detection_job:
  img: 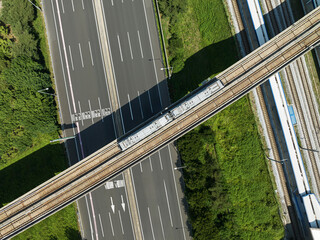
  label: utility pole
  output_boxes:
[27,0,42,12]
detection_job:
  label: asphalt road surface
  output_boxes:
[43,0,190,239]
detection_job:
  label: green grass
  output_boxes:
[159,0,284,238]
[13,203,80,240]
[0,1,80,238]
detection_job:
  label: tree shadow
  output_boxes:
[0,143,68,206]
[64,227,81,240]
[168,36,239,102]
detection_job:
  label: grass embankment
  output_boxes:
[0,0,80,239]
[158,0,284,238]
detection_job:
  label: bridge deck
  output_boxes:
[1,6,320,239]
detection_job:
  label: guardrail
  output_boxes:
[1,6,320,239]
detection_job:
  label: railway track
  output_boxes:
[265,0,320,197]
[230,0,300,236]
[1,8,320,239]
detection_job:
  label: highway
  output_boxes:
[43,0,188,240]
[1,7,320,239]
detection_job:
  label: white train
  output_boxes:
[119,80,224,150]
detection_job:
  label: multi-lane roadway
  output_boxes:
[43,0,189,239]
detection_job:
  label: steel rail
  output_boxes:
[1,7,320,239]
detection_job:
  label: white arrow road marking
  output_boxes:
[110,197,115,213]
[121,195,126,212]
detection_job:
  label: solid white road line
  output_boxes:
[68,45,74,71]
[140,162,143,173]
[163,180,173,227]
[71,0,75,12]
[127,32,133,59]
[78,101,84,126]
[88,99,94,124]
[88,41,94,66]
[168,145,187,239]
[118,210,125,234]
[158,151,163,170]
[137,30,144,58]
[100,0,126,135]
[60,0,65,13]
[109,212,115,236]
[147,207,156,240]
[142,0,163,108]
[85,195,93,239]
[148,90,153,113]
[149,156,153,172]
[158,206,165,240]
[85,196,94,240]
[98,214,105,237]
[92,0,118,138]
[51,0,80,162]
[128,94,134,120]
[89,193,99,240]
[122,172,137,240]
[117,34,124,62]
[81,0,85,9]
[98,97,104,122]
[130,168,145,240]
[78,43,85,68]
[137,91,144,119]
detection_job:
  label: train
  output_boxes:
[118,80,224,150]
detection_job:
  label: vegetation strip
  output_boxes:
[0,0,80,239]
[158,0,284,238]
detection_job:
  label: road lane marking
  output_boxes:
[81,0,85,9]
[129,169,145,240]
[128,94,134,120]
[140,162,143,172]
[78,43,84,68]
[111,0,114,6]
[98,97,104,122]
[89,193,99,240]
[92,0,118,138]
[158,206,165,240]
[159,151,163,170]
[78,101,84,126]
[51,0,81,162]
[149,156,153,172]
[148,90,154,113]
[127,32,133,59]
[60,0,65,13]
[137,91,144,119]
[88,99,94,124]
[71,0,75,12]
[118,210,125,234]
[163,180,173,227]
[68,45,74,71]
[147,207,156,240]
[137,30,144,58]
[98,214,105,237]
[168,145,187,239]
[108,212,115,236]
[85,196,94,240]
[117,34,124,62]
[122,172,138,240]
[142,0,163,108]
[88,41,94,66]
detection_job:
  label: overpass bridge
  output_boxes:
[1,6,320,239]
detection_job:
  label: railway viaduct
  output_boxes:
[1,6,320,239]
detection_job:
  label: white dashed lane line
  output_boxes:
[78,43,84,68]
[127,32,133,59]
[88,41,94,66]
[117,34,124,62]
